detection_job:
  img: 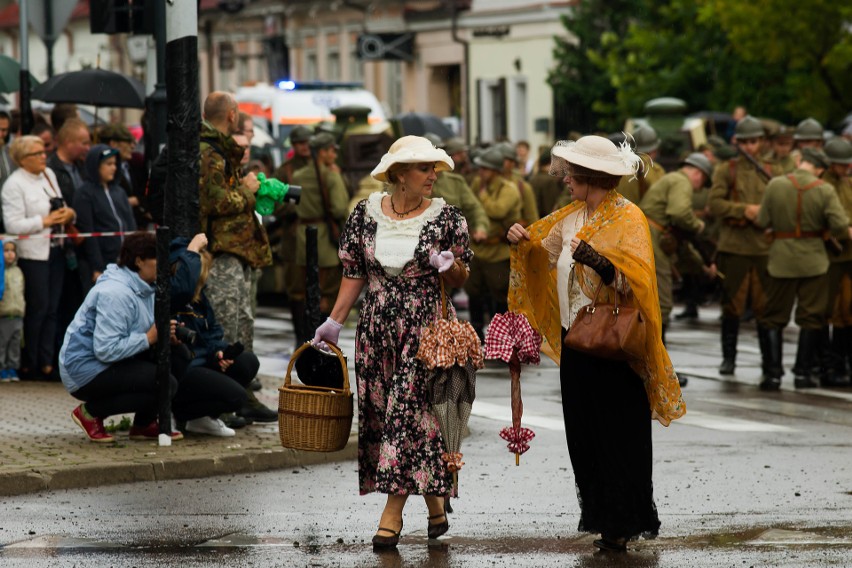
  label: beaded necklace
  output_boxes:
[390,195,424,218]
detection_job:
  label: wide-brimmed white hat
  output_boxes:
[371,135,454,182]
[551,135,643,176]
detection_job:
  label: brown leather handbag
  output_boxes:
[564,271,646,361]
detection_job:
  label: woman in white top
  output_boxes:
[2,135,75,379]
[507,136,685,553]
[312,136,472,548]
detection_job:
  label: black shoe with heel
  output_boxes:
[427,513,449,539]
[372,522,402,549]
[593,535,627,552]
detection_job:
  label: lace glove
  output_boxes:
[573,240,615,285]
[429,250,456,273]
[312,317,343,351]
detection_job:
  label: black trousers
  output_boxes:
[71,358,178,426]
[18,248,65,370]
[560,328,660,539]
[171,351,258,421]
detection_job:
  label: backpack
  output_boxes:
[145,139,232,226]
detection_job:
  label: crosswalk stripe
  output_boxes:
[674,409,795,432]
[471,401,566,431]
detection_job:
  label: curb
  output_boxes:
[0,433,357,497]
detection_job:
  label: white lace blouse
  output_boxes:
[365,192,445,276]
[542,208,593,330]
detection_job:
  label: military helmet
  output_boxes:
[681,152,714,179]
[824,137,852,165]
[289,125,312,144]
[632,124,660,153]
[422,132,443,147]
[495,142,519,163]
[309,132,339,150]
[794,117,824,141]
[734,116,765,140]
[473,147,505,171]
[443,137,467,155]
[800,147,830,170]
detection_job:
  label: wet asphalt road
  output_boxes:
[2,307,852,566]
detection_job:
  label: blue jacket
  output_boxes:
[169,239,229,367]
[59,263,154,392]
[76,144,137,273]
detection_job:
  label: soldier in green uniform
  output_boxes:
[496,142,539,225]
[767,125,797,174]
[793,118,825,150]
[708,115,784,376]
[466,147,522,339]
[529,149,564,215]
[272,126,313,345]
[291,133,350,322]
[639,153,714,327]
[822,138,852,385]
[444,137,475,186]
[432,169,489,244]
[754,148,850,390]
[617,125,666,204]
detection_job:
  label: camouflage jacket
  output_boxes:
[198,121,272,268]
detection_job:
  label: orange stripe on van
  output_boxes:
[238,102,272,121]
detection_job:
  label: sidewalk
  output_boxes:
[0,306,359,497]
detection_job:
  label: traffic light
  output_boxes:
[90,0,154,35]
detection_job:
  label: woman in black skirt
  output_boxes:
[507,135,686,552]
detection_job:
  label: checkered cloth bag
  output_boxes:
[484,312,542,365]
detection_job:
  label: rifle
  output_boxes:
[310,148,341,246]
[736,146,773,184]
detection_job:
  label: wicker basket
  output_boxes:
[278,341,353,452]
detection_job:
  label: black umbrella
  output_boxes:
[32,68,145,108]
[394,112,455,139]
[0,55,40,94]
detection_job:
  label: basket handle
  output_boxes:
[284,340,351,395]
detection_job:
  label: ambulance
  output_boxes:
[236,81,389,145]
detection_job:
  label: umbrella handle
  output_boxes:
[515,453,520,467]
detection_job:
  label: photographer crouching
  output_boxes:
[168,234,267,437]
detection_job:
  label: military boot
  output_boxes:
[719,318,739,375]
[793,329,820,389]
[758,326,783,391]
[823,327,851,387]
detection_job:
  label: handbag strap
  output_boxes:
[586,268,620,311]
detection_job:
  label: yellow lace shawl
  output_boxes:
[508,190,685,426]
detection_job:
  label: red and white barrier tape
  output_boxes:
[0,229,155,240]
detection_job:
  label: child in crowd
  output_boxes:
[0,240,24,381]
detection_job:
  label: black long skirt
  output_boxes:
[560,330,661,540]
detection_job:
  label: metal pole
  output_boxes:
[18,0,34,134]
[44,0,54,78]
[155,225,172,445]
[148,0,168,162]
[165,0,200,238]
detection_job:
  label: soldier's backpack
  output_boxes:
[145,139,232,226]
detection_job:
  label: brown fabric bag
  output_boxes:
[564,270,646,361]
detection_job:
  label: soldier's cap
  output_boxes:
[422,132,443,147]
[770,125,794,140]
[443,137,468,155]
[289,125,312,144]
[794,117,824,141]
[309,132,339,150]
[631,124,660,153]
[473,148,505,171]
[800,147,830,170]
[371,135,454,183]
[824,137,852,165]
[706,134,727,149]
[734,115,765,140]
[495,142,519,163]
[98,123,135,143]
[681,152,713,180]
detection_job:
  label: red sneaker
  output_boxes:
[129,420,184,441]
[71,405,115,443]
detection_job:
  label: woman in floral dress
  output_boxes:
[313,136,472,549]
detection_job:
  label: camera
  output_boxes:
[284,184,301,205]
[49,197,65,211]
[175,326,197,345]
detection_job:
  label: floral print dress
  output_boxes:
[339,193,473,496]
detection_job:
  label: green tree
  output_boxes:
[549,0,636,134]
[705,0,852,125]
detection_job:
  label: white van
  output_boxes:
[236,81,388,143]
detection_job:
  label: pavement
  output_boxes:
[0,305,359,497]
[2,297,847,498]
